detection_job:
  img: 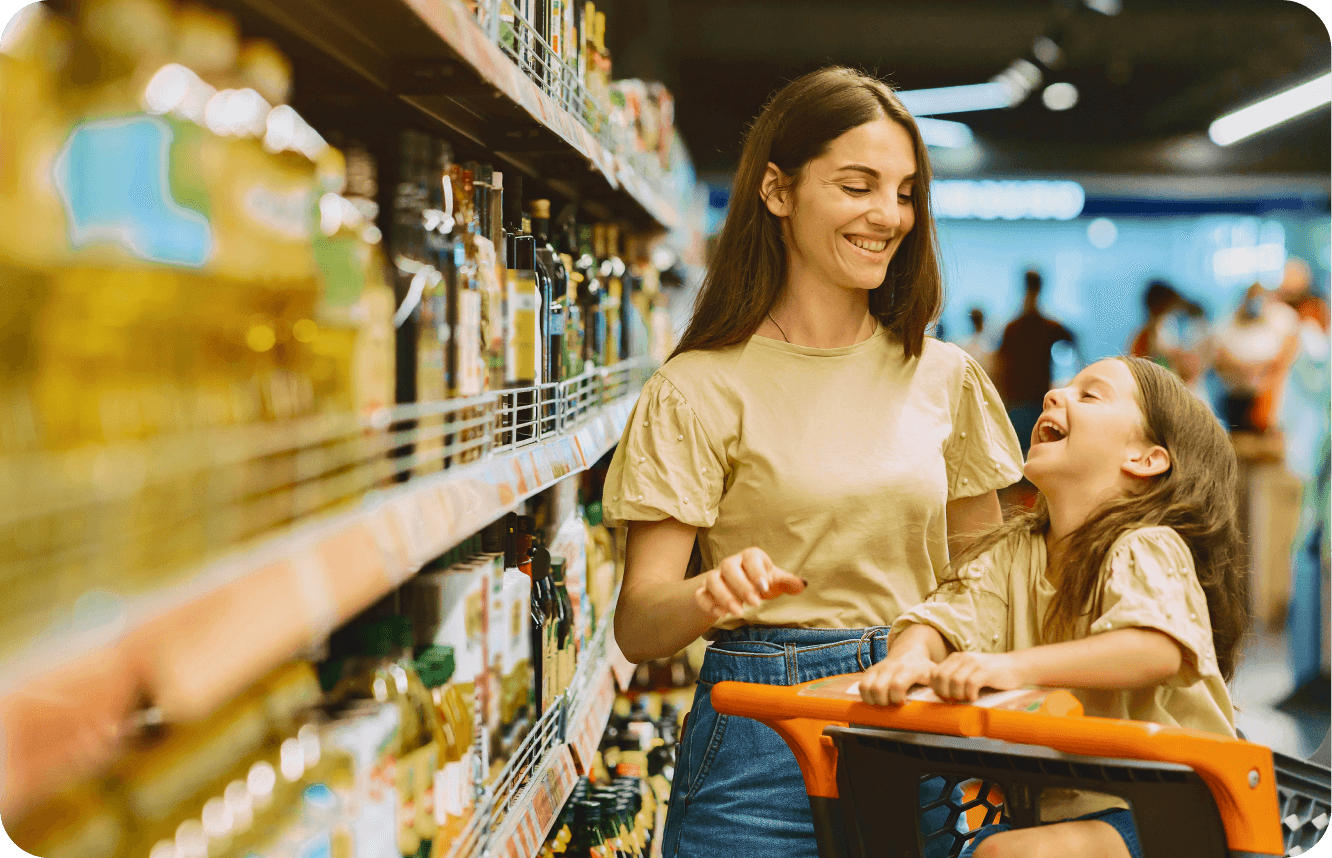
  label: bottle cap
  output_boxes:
[415,646,456,688]
[531,544,552,580]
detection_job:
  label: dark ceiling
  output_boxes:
[601,0,1331,179]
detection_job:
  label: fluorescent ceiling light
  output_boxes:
[916,117,973,149]
[1042,82,1079,111]
[897,82,1015,116]
[1209,72,1332,146]
[931,180,1085,220]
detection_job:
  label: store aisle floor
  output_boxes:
[1233,629,1329,760]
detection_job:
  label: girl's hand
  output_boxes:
[692,547,806,621]
[860,650,937,706]
[931,651,1029,702]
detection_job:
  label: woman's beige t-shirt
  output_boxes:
[602,331,1024,630]
[893,525,1236,821]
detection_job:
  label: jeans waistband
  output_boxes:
[702,625,892,686]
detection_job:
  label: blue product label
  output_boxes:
[53,115,213,267]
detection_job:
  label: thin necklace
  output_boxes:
[766,311,791,343]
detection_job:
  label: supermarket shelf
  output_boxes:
[0,363,648,820]
[217,0,680,230]
[445,604,634,858]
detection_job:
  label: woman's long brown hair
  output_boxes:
[946,357,1250,680]
[670,67,943,360]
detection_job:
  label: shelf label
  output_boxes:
[510,456,531,495]
[568,666,616,774]
[366,507,413,583]
[491,745,578,858]
[531,447,554,484]
[483,462,518,506]
[388,495,432,566]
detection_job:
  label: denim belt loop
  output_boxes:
[855,625,891,672]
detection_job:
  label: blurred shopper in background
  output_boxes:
[961,306,996,375]
[1276,258,1331,696]
[1130,279,1214,407]
[995,269,1076,456]
[1217,279,1305,635]
[1215,282,1299,434]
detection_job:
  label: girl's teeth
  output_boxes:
[849,237,887,252]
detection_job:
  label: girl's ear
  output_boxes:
[761,162,792,218]
[1122,444,1171,479]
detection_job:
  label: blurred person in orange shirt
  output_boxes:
[1214,282,1299,433]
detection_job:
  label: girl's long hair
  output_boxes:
[947,357,1249,679]
[670,67,943,361]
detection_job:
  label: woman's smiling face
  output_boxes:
[762,117,918,293]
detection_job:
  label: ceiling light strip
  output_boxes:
[1209,72,1332,146]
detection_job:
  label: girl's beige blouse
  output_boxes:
[894,525,1236,821]
[603,332,1024,630]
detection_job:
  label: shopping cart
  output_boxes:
[709,674,1331,858]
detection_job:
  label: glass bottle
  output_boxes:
[575,225,604,369]
[593,225,620,366]
[529,200,567,384]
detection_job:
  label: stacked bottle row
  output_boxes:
[490,0,613,129]
[11,470,627,858]
[0,0,676,666]
[389,128,667,404]
[0,0,399,660]
[0,0,395,456]
[539,695,683,858]
[483,2,687,191]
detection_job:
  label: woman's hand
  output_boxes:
[931,651,1030,702]
[859,649,937,706]
[692,547,806,621]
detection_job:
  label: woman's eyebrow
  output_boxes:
[834,164,880,178]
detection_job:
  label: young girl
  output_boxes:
[860,356,1249,858]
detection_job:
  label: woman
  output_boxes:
[603,67,1024,858]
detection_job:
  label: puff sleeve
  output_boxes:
[1089,527,1220,687]
[891,555,1011,654]
[602,373,727,529]
[943,354,1025,500]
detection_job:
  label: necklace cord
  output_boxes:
[766,311,791,343]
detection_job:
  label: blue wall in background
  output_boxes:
[934,212,1332,376]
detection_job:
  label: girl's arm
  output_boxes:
[931,628,1183,702]
[860,623,953,706]
[946,490,1003,559]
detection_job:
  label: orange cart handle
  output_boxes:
[711,676,1283,856]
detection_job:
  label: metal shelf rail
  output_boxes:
[0,359,652,821]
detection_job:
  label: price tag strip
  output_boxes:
[490,744,580,858]
[568,665,617,774]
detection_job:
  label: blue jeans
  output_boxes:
[660,626,959,858]
[959,808,1143,858]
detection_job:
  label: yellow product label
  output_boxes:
[464,588,485,640]
[353,280,396,416]
[506,268,539,383]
